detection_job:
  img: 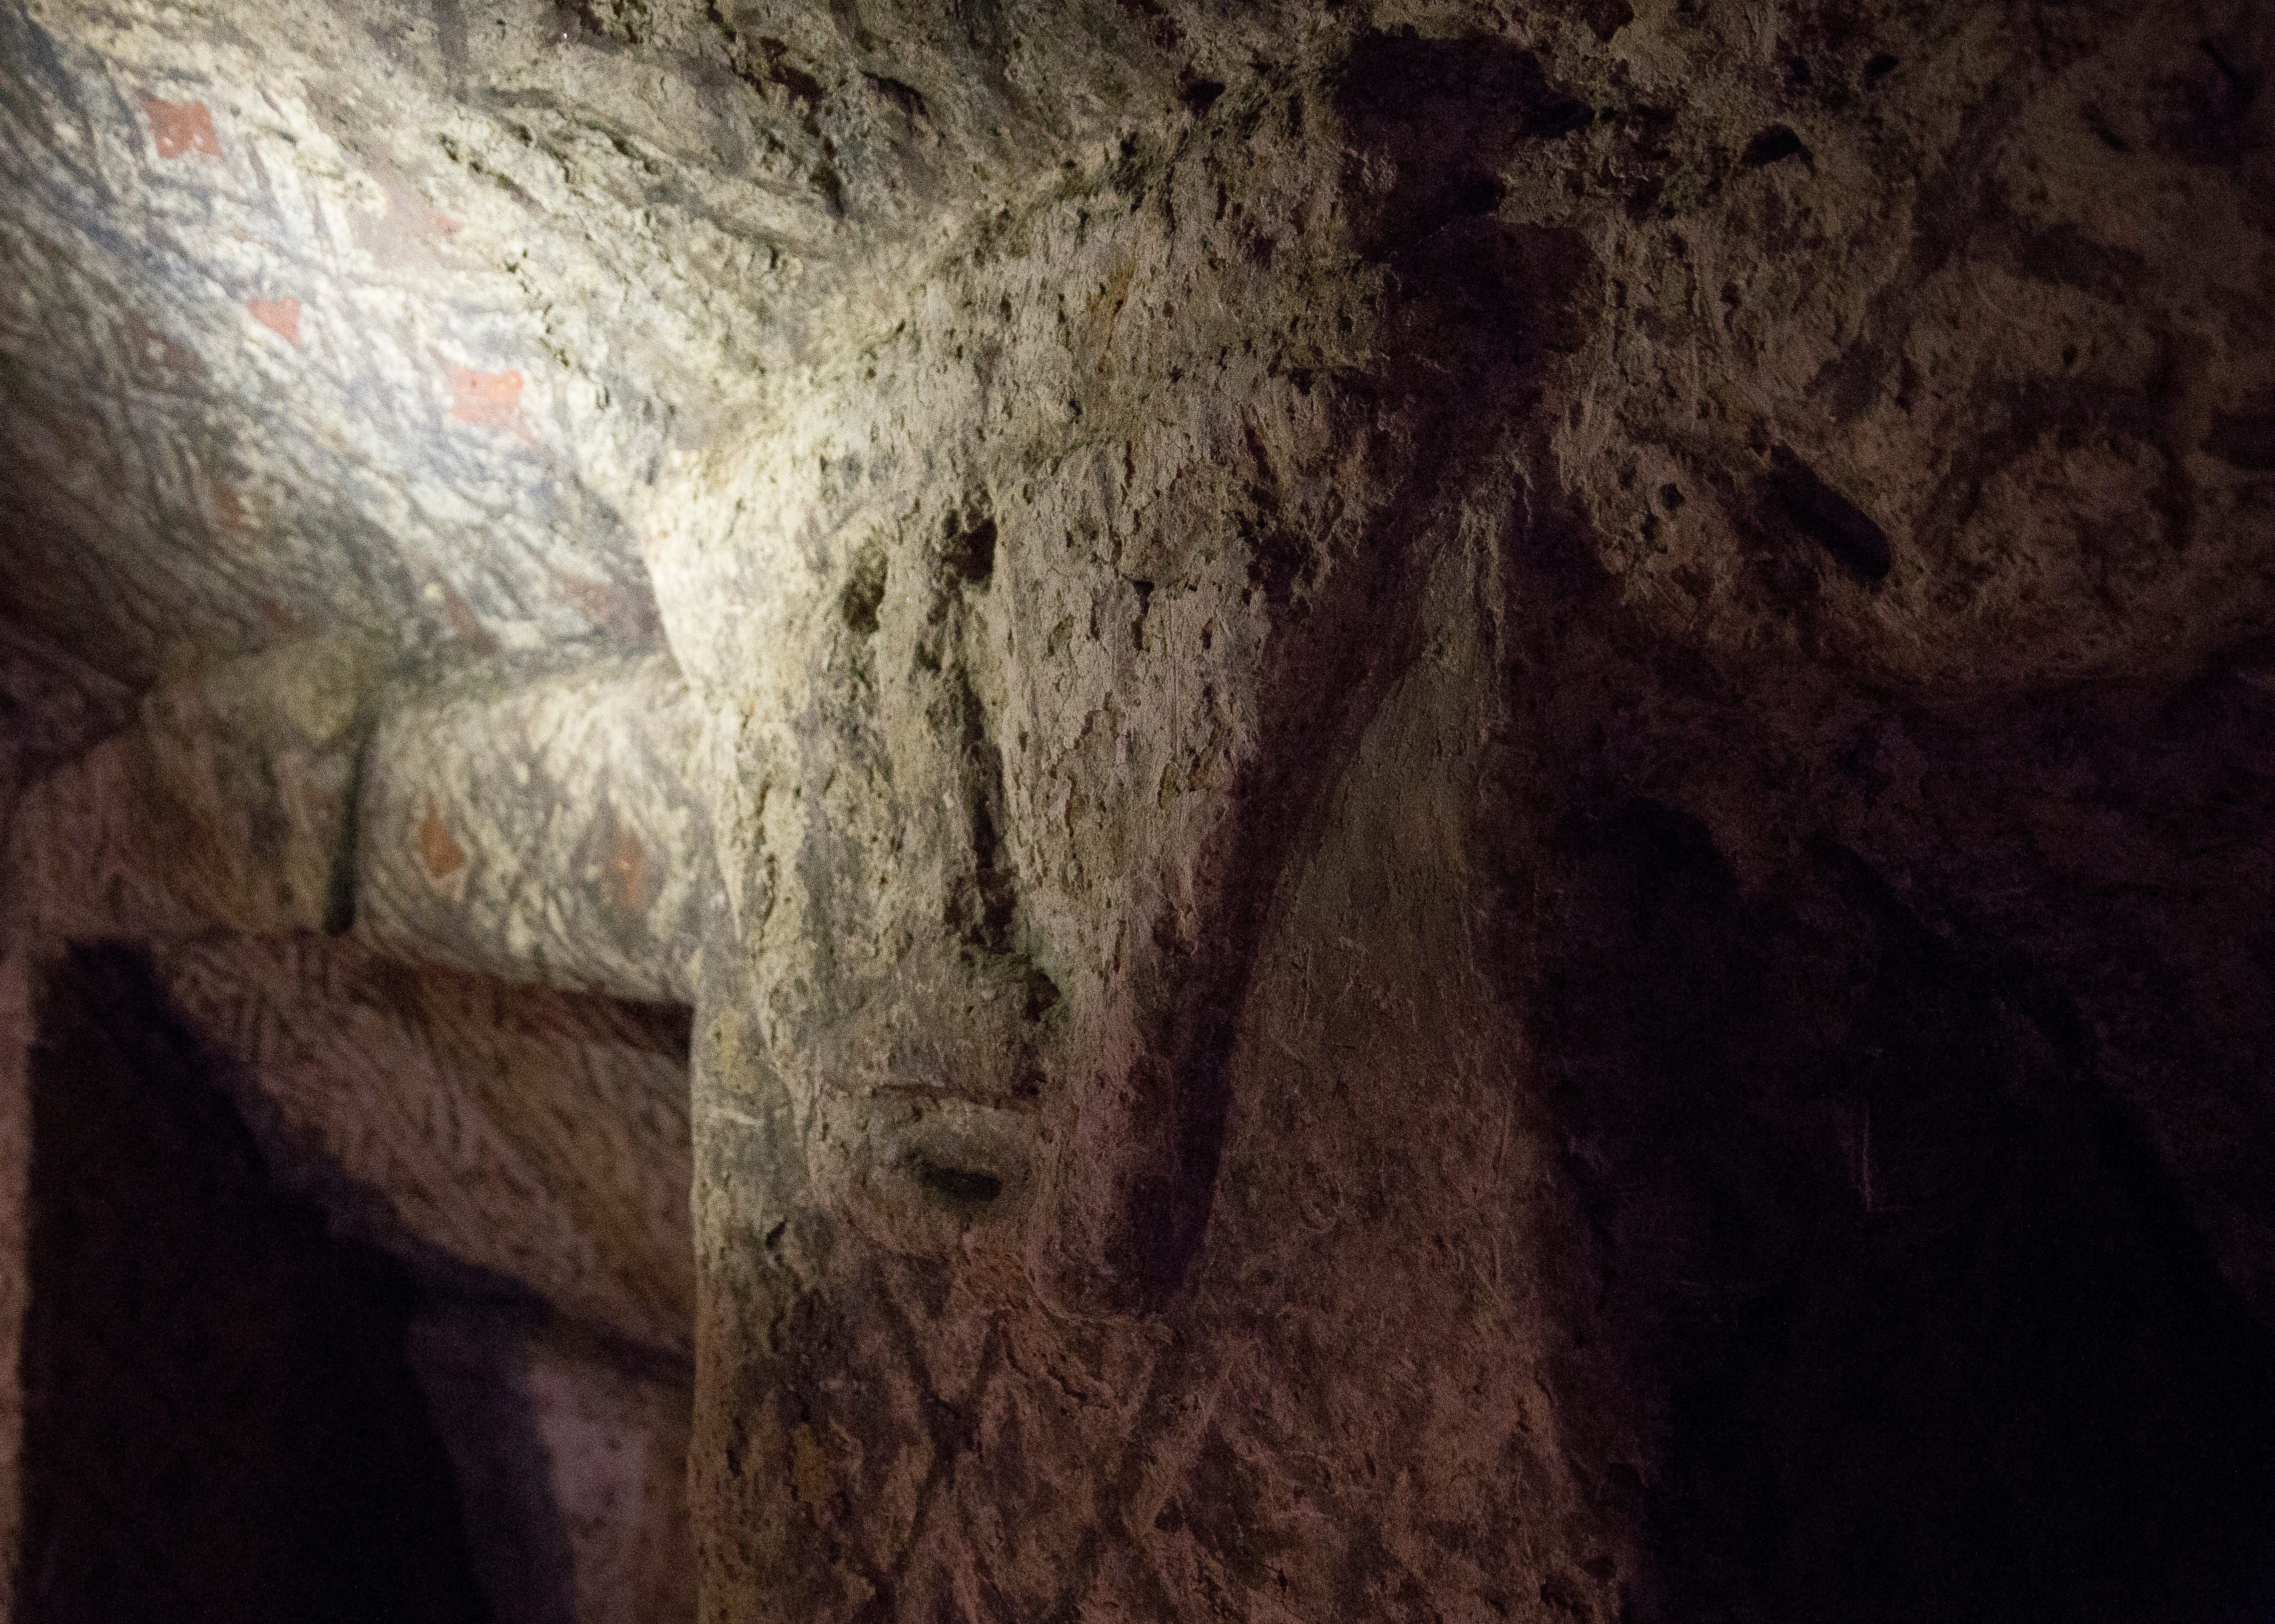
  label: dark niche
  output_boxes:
[18,944,493,1624]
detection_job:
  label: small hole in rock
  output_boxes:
[840,553,886,635]
[911,1158,1003,1205]
[1762,444,1891,582]
[942,511,996,585]
[1742,125,1811,168]
[1180,77,1225,114]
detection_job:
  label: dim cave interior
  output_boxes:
[1,0,2273,1619]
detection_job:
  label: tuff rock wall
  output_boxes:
[11,930,698,1624]
[3,1,2274,1622]
[658,11,2275,1620]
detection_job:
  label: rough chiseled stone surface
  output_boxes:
[151,934,696,1358]
[7,637,377,939]
[5,1,2275,1622]
[411,1302,698,1624]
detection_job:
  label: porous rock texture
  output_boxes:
[4,1,2275,1621]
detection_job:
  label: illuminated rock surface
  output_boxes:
[3,2,2273,1621]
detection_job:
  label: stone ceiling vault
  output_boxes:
[0,0,1235,685]
[5,3,2275,1622]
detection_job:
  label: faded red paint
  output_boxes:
[356,165,461,268]
[418,798,467,882]
[550,566,622,630]
[547,563,663,642]
[609,820,649,920]
[441,359,536,444]
[254,595,306,636]
[123,311,202,387]
[246,296,301,345]
[212,481,250,533]
[145,98,222,160]
[435,580,498,652]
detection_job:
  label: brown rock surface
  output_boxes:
[4,1,2273,1621]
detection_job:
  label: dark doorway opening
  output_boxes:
[19,944,493,1624]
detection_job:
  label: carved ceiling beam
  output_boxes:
[6,639,710,1007]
